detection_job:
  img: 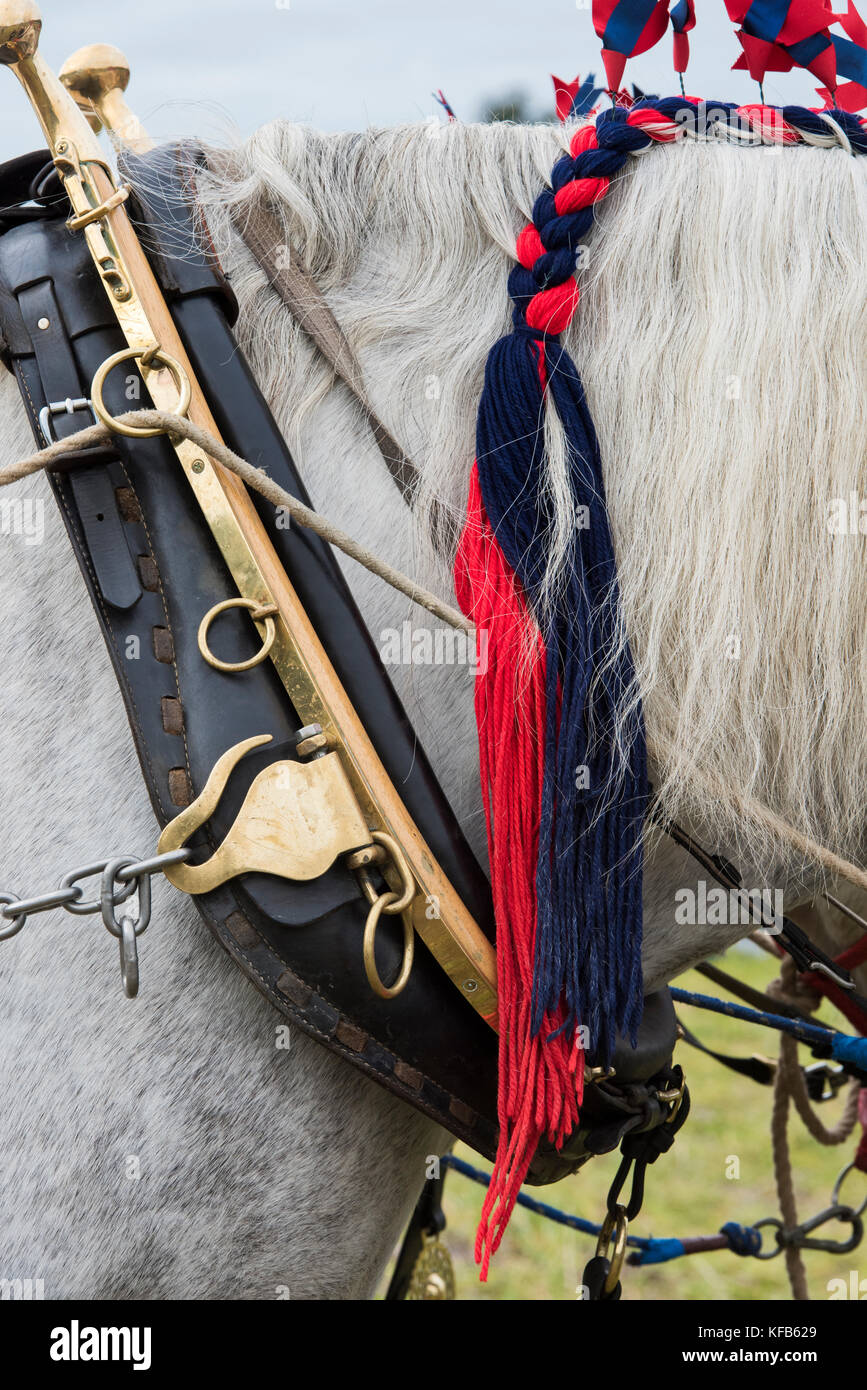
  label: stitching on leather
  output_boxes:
[55,471,171,821]
[116,458,194,801]
[219,909,485,1123]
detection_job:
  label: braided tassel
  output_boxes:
[455,469,584,1278]
[457,95,867,1278]
[456,105,685,1277]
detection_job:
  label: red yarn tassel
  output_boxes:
[455,466,584,1280]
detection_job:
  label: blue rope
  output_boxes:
[670,987,867,1070]
[440,1154,761,1265]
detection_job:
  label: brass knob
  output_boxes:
[0,1,43,64]
[60,43,130,103]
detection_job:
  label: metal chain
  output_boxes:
[0,847,190,997]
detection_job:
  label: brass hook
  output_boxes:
[157,735,373,894]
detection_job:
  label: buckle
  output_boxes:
[804,1060,848,1102]
[38,396,96,444]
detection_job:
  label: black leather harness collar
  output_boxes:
[0,144,681,1185]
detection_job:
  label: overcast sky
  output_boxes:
[0,0,824,161]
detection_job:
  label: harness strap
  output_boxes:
[678,1021,778,1086]
[16,279,141,611]
[384,1168,448,1301]
[234,202,420,506]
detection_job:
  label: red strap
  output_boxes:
[855,1088,867,1173]
[802,929,867,1035]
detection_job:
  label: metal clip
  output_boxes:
[756,1206,864,1257]
[804,1060,848,1103]
[784,1205,864,1254]
[594,1205,629,1296]
[832,1162,867,1218]
[356,832,416,999]
[66,183,130,231]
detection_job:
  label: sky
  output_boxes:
[0,0,825,162]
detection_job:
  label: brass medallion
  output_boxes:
[406,1234,456,1301]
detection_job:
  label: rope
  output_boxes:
[767,960,861,1302]
[771,1030,809,1301]
[0,409,472,635]
[670,987,867,1069]
[235,204,421,506]
[440,1153,762,1264]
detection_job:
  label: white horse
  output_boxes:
[1,115,866,1299]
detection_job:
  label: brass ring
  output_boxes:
[371,830,416,914]
[91,345,192,438]
[363,891,415,999]
[198,598,278,673]
[663,1075,686,1125]
[595,1205,629,1295]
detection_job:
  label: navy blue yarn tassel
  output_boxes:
[475,325,647,1065]
[469,105,671,1064]
[471,95,866,1069]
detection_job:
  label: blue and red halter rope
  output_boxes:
[456,97,867,1278]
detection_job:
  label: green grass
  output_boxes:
[381,948,864,1301]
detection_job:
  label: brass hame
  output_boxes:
[0,2,498,1024]
[157,735,418,998]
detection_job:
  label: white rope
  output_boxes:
[816,111,854,155]
[0,409,472,635]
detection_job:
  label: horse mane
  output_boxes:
[191,117,867,884]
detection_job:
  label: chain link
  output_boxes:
[0,848,190,995]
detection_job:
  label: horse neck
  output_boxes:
[199,121,867,899]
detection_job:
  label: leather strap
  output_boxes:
[16,280,140,611]
[679,1022,777,1085]
[385,1170,448,1301]
[235,203,420,506]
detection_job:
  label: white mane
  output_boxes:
[194,118,867,885]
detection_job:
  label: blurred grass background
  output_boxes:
[379,947,864,1300]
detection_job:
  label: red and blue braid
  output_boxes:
[455,96,867,1277]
